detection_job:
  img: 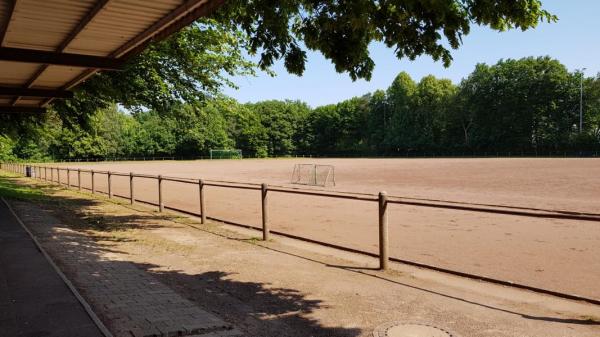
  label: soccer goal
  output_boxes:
[209,149,242,159]
[291,164,336,187]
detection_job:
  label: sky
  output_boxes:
[223,1,599,107]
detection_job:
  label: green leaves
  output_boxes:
[50,18,257,120]
[219,0,555,80]
[456,57,579,150]
[41,0,555,127]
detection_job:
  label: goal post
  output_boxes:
[209,149,242,159]
[291,164,335,187]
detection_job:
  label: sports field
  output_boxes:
[55,158,600,300]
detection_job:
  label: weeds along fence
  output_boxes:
[2,162,600,305]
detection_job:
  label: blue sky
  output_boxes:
[223,1,598,107]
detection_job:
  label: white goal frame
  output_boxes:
[209,149,242,159]
[291,164,336,187]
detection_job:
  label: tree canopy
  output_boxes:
[47,0,556,118]
[3,57,600,162]
[219,0,555,80]
[4,1,589,161]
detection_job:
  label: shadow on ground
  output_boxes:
[1,174,362,337]
[146,268,361,337]
[2,173,599,337]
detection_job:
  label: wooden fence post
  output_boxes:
[67,168,70,188]
[50,167,53,183]
[129,173,135,204]
[261,183,269,241]
[378,191,389,270]
[199,179,206,224]
[108,172,112,198]
[57,167,61,185]
[91,170,95,194]
[78,169,81,191]
[158,175,163,212]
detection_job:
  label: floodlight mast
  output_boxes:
[580,68,586,133]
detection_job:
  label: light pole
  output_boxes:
[580,68,586,133]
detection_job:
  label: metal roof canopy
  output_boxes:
[0,0,224,114]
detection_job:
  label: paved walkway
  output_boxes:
[9,200,241,337]
[0,200,105,337]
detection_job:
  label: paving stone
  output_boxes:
[12,201,243,337]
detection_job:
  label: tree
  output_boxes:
[130,112,178,156]
[1,1,558,158]
[50,18,257,127]
[0,135,16,161]
[220,0,555,80]
[245,100,310,156]
[411,76,457,150]
[169,102,234,156]
[386,72,417,151]
[457,57,579,152]
[586,76,600,143]
[365,90,388,152]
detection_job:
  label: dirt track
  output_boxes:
[52,158,600,299]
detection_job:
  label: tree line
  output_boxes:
[1,56,599,161]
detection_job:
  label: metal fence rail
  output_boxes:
[1,161,599,306]
[29,149,600,163]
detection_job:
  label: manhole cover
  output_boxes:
[374,322,455,337]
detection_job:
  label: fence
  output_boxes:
[32,149,600,163]
[1,161,600,305]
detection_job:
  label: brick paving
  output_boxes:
[10,201,242,337]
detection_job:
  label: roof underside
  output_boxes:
[0,0,223,113]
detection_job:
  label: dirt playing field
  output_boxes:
[51,158,600,300]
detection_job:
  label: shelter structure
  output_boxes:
[0,0,224,113]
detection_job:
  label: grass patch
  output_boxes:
[0,173,47,200]
[241,236,263,244]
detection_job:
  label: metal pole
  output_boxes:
[580,69,586,133]
[108,171,112,198]
[379,191,389,270]
[91,170,95,194]
[158,175,163,212]
[261,183,269,241]
[199,179,206,224]
[129,173,135,204]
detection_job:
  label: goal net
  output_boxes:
[291,164,335,187]
[210,149,242,159]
